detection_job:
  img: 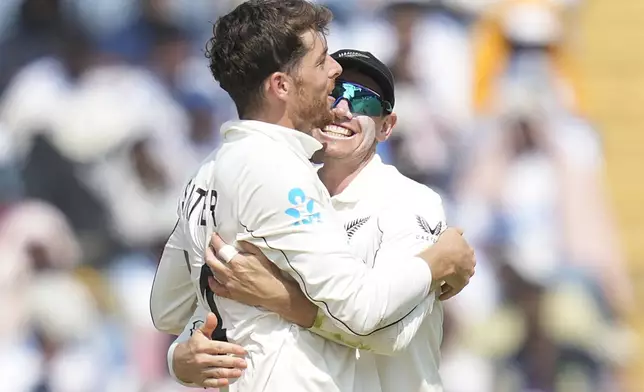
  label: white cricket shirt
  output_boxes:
[150,120,435,392]
[164,153,447,391]
[328,154,446,392]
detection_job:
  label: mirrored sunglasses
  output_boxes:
[331,80,392,117]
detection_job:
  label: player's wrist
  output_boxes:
[405,255,433,299]
[269,280,317,328]
[257,280,291,314]
[418,246,439,279]
[169,342,198,386]
[418,246,449,288]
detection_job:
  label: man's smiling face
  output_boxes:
[312,69,389,162]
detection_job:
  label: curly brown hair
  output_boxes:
[206,0,333,118]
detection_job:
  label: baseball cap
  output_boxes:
[331,49,395,111]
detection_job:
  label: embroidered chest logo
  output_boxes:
[345,216,371,239]
[285,187,322,226]
[416,216,442,242]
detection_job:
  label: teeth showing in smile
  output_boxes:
[323,125,354,138]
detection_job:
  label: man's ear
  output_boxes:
[376,112,397,142]
[266,72,292,103]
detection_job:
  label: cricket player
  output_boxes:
[167,49,461,392]
[149,1,475,391]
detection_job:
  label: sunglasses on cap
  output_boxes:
[331,80,393,117]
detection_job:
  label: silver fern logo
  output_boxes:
[416,216,442,236]
[345,216,371,239]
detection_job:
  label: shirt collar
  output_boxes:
[221,120,323,159]
[332,154,384,204]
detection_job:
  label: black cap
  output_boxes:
[331,49,395,112]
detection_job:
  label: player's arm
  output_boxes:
[308,198,449,354]
[208,247,428,355]
[150,223,198,335]
[233,152,434,335]
[167,306,247,388]
[208,198,451,355]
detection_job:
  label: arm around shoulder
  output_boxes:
[234,152,433,335]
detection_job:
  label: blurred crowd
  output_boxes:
[0,0,637,391]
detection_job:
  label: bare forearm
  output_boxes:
[265,279,317,328]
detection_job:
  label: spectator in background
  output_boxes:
[0,1,635,391]
[471,0,586,117]
[142,19,218,162]
[382,1,460,195]
[0,0,65,94]
[0,22,96,160]
[0,22,119,266]
[34,20,201,255]
[451,84,633,390]
[178,92,219,158]
[147,21,191,94]
[0,125,23,207]
[92,0,187,64]
[0,201,111,392]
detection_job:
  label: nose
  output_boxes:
[329,56,342,80]
[334,98,350,111]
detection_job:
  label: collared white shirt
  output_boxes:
[328,154,446,392]
[150,120,434,392]
[164,152,447,391]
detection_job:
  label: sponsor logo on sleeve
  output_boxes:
[285,187,322,226]
[416,215,443,243]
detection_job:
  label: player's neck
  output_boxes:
[319,151,375,197]
[244,108,295,130]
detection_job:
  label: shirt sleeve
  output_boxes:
[150,222,198,335]
[307,193,447,355]
[166,306,208,387]
[236,152,433,336]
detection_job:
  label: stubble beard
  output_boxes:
[309,95,334,130]
[293,81,334,134]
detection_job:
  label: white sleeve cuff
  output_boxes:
[411,256,433,298]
